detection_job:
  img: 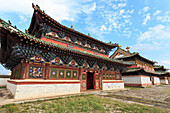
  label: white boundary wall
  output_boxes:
[160,78,168,84]
[122,76,152,87]
[122,76,142,84]
[0,78,10,86]
[153,77,160,85]
[7,80,80,99]
[102,80,124,90]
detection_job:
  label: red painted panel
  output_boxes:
[41,37,108,58]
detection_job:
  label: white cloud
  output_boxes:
[100,25,107,31]
[143,13,151,25]
[19,15,28,24]
[138,6,150,15]
[138,24,170,42]
[156,11,170,22]
[153,10,161,16]
[118,3,126,7]
[0,0,96,23]
[160,61,170,65]
[132,24,170,52]
[127,9,134,14]
[82,2,96,14]
[119,9,125,15]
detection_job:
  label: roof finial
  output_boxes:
[126,46,130,52]
[71,25,73,28]
[25,29,28,33]
[8,20,11,25]
[119,45,122,48]
[88,33,90,37]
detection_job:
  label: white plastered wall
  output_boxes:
[7,81,81,99]
[160,78,169,84]
[0,78,10,86]
[141,76,152,84]
[122,76,142,84]
[153,77,160,85]
[102,80,124,90]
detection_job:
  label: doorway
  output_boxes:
[87,72,94,89]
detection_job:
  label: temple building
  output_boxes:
[0,4,133,99]
[153,65,170,84]
[110,47,170,87]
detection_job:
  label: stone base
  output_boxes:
[7,80,81,99]
[102,80,124,90]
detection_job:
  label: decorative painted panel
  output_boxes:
[106,73,109,79]
[96,81,99,89]
[109,74,112,79]
[29,66,43,78]
[103,73,105,79]
[116,74,121,80]
[72,70,78,79]
[82,74,86,80]
[50,68,57,78]
[58,69,65,78]
[66,70,71,78]
[35,55,42,61]
[96,74,99,80]
[112,74,115,79]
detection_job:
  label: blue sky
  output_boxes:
[0,0,170,74]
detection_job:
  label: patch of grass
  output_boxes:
[125,86,143,90]
[0,95,169,113]
[0,86,6,88]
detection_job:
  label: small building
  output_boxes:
[110,47,162,87]
[154,65,170,84]
[0,4,133,99]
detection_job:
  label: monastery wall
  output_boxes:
[122,76,152,87]
[0,78,10,86]
[102,80,124,90]
[160,79,169,84]
[153,77,160,85]
[7,80,80,99]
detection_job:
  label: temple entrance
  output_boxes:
[87,72,94,89]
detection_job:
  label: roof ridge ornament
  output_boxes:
[32,3,40,10]
[126,46,130,52]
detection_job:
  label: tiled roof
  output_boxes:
[0,18,134,66]
[29,3,118,48]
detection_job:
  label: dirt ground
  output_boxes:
[97,85,170,108]
[113,85,170,102]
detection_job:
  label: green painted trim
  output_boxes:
[50,68,57,78]
[58,69,65,78]
[103,73,105,79]
[96,74,99,80]
[82,74,86,80]
[72,70,78,79]
[66,70,71,78]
